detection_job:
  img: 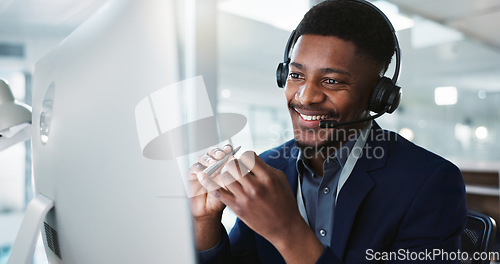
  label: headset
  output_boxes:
[276,0,402,127]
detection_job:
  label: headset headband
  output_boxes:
[283,0,401,84]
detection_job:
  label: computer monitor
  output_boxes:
[28,0,198,263]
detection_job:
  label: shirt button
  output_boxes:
[323,187,330,194]
[319,229,327,237]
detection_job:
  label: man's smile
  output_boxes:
[293,107,336,126]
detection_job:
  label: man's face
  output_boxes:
[285,34,380,149]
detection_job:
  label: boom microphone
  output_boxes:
[319,111,385,128]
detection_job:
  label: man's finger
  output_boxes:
[239,150,267,177]
[188,162,206,177]
[187,179,208,197]
[196,171,221,193]
[213,188,235,208]
[224,157,252,181]
[209,147,226,160]
[197,154,216,167]
[222,144,233,154]
[220,170,245,196]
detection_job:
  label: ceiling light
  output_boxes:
[475,126,488,140]
[434,86,457,105]
[372,1,414,31]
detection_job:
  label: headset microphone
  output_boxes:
[319,111,385,128]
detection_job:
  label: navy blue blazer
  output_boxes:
[204,123,467,263]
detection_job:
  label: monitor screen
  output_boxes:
[31,0,197,263]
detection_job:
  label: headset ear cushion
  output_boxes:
[276,62,288,88]
[385,84,401,113]
[369,77,396,113]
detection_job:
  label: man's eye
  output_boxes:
[289,73,300,78]
[325,79,338,84]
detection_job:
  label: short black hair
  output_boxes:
[295,0,396,73]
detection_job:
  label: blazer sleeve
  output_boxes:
[201,220,344,264]
[198,226,232,264]
[227,218,260,263]
[200,218,259,264]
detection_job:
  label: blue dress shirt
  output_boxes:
[296,136,357,247]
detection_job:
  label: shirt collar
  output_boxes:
[295,130,361,177]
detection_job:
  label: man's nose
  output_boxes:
[295,81,325,105]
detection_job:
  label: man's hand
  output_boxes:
[211,150,324,264]
[188,145,233,251]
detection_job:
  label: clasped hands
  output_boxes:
[188,144,304,246]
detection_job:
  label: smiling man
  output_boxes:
[190,1,467,263]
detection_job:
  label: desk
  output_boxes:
[457,160,500,225]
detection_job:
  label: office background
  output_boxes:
[0,0,499,263]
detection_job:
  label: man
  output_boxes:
[189,0,467,263]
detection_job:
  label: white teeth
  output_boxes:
[299,113,329,121]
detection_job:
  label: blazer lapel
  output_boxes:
[331,124,388,260]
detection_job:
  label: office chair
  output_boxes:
[461,211,497,264]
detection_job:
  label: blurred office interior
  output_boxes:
[1,0,499,263]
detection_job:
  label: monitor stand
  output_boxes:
[7,194,54,264]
